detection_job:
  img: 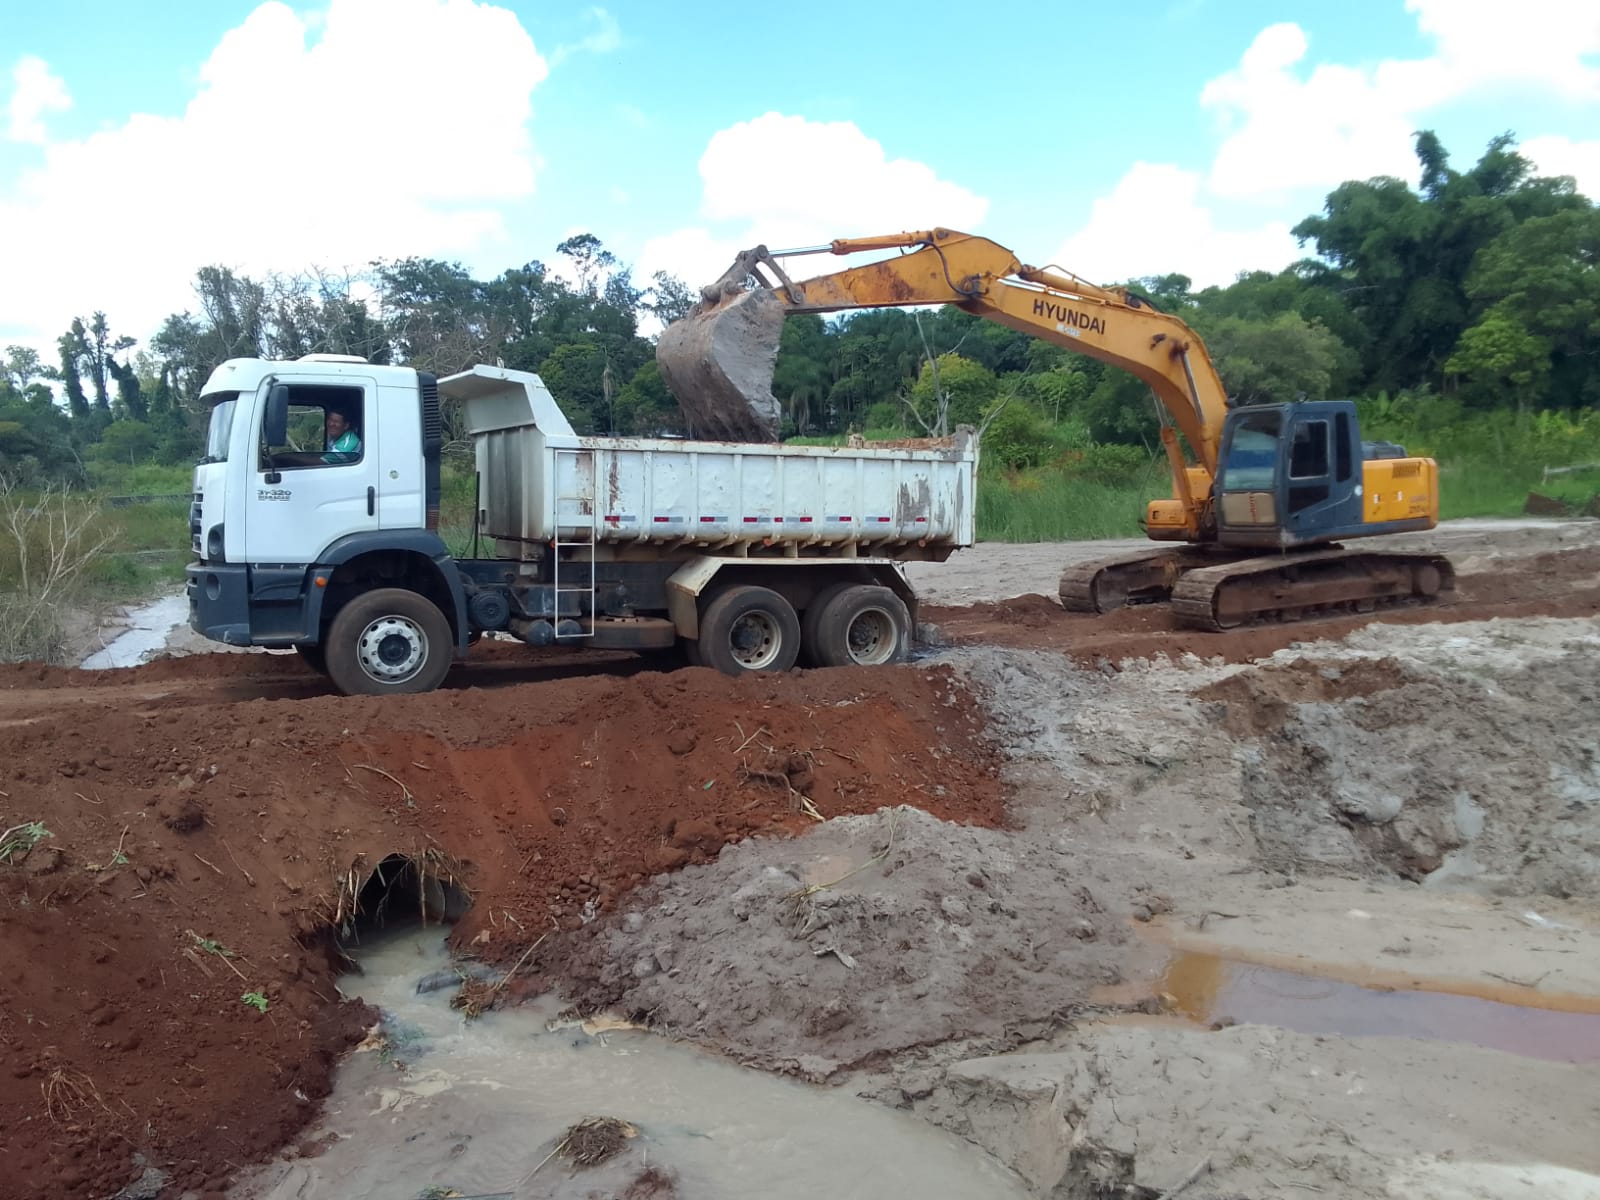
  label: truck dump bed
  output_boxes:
[442,366,976,560]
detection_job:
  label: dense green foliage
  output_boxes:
[2,132,1594,544]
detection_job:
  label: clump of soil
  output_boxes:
[556,806,1131,1080]
[1236,652,1600,892]
[0,659,1004,1199]
[1195,654,1413,737]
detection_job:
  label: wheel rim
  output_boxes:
[355,615,428,684]
[727,611,782,670]
[844,606,898,665]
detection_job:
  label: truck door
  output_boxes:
[247,376,382,563]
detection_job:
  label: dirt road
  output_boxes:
[2,517,1598,1199]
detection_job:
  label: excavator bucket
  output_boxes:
[656,285,787,443]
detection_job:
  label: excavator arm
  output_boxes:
[657,228,1229,539]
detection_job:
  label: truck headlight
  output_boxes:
[206,525,225,560]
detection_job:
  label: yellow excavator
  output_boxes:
[656,227,1453,630]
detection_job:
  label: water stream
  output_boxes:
[233,926,1029,1200]
[79,592,188,670]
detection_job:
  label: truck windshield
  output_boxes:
[204,392,239,462]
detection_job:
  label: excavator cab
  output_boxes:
[1215,401,1371,549]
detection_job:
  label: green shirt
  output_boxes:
[322,430,361,464]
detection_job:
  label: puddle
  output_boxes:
[232,927,1028,1200]
[1157,951,1600,1064]
[80,593,187,670]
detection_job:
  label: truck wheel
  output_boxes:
[808,584,911,667]
[294,643,328,675]
[800,582,857,667]
[325,588,453,696]
[697,585,801,676]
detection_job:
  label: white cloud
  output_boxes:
[1051,163,1300,290]
[639,112,989,290]
[1522,135,1600,198]
[1202,2,1600,199]
[0,0,548,353]
[6,55,72,144]
[549,6,620,66]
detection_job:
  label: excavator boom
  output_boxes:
[658,229,1227,498]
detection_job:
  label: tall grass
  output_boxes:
[1360,395,1600,517]
[977,471,1154,541]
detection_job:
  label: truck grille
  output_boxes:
[190,491,203,556]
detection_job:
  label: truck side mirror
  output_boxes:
[264,383,289,446]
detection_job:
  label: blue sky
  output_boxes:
[2,0,1596,359]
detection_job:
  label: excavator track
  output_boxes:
[1169,547,1456,632]
[1058,546,1228,613]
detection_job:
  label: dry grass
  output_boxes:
[450,934,546,1019]
[558,1115,638,1167]
[42,1067,109,1124]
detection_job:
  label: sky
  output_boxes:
[2,0,1597,364]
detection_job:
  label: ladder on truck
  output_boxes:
[552,448,596,638]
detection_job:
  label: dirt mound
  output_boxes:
[551,806,1143,1081]
[1237,647,1600,892]
[0,661,1003,1199]
[1195,655,1414,737]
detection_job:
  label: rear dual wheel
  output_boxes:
[686,581,913,677]
[804,584,911,668]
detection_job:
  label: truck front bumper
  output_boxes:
[187,562,325,647]
[186,562,254,646]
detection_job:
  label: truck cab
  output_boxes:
[187,355,466,685]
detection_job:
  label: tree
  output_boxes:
[55,333,89,423]
[645,271,697,326]
[772,315,833,435]
[91,418,158,464]
[1444,311,1551,412]
[3,346,45,393]
[556,233,617,296]
[1461,207,1600,408]
[1195,311,1345,407]
[908,354,998,434]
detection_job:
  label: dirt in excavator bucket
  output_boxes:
[655,286,787,442]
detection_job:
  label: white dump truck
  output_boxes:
[185,355,976,695]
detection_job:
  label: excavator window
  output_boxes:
[1288,420,1332,514]
[1222,410,1281,489]
[1289,421,1329,479]
[1335,413,1354,482]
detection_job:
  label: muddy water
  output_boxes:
[1159,951,1600,1064]
[79,592,188,669]
[234,927,1029,1200]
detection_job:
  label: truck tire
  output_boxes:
[325,588,453,696]
[294,643,328,675]
[696,585,801,676]
[808,584,911,668]
[799,581,857,667]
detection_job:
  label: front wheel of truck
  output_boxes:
[325,588,453,696]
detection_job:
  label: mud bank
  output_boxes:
[553,612,1600,1197]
